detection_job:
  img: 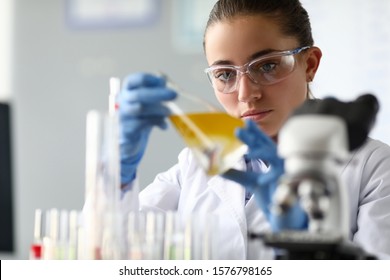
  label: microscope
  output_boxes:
[257,94,379,259]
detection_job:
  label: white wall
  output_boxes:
[302,0,390,143]
[0,0,13,102]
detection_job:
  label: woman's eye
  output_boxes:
[251,61,277,73]
[260,63,276,73]
[214,70,236,81]
[250,57,282,74]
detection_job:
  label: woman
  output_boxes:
[118,0,390,259]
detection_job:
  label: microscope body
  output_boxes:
[259,94,379,259]
[276,115,350,239]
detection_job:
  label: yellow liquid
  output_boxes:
[170,112,246,175]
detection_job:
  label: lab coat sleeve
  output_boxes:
[345,139,390,259]
[137,148,191,212]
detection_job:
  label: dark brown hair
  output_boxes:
[203,0,314,50]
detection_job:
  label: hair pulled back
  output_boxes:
[204,0,314,49]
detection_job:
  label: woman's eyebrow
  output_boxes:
[210,48,279,66]
[210,59,234,66]
[247,48,279,61]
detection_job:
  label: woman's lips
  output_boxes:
[241,110,272,121]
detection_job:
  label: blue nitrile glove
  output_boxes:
[222,120,307,231]
[119,73,177,185]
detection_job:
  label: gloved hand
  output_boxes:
[118,73,177,185]
[222,120,307,231]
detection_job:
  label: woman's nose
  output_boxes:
[237,74,262,102]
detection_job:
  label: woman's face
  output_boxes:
[204,15,321,139]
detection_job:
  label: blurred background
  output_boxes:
[0,0,389,259]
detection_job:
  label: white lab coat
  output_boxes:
[122,138,390,260]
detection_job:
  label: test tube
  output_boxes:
[84,110,104,260]
[30,209,43,260]
[164,211,184,260]
[42,208,59,260]
[68,210,79,260]
[183,215,192,260]
[58,210,69,259]
[109,77,120,115]
[144,211,165,259]
[127,211,146,260]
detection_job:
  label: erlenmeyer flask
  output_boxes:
[162,74,247,176]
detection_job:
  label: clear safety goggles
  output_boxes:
[204,46,310,94]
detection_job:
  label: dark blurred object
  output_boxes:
[292,93,379,151]
[250,232,377,260]
[0,103,14,252]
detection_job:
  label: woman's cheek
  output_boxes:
[216,93,239,117]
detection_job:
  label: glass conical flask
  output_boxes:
[162,74,247,176]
